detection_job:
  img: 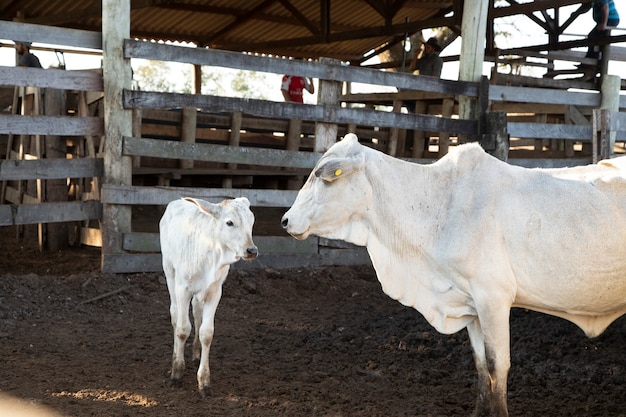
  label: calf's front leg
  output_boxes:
[196,281,224,398]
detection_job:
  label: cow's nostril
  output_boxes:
[247,246,259,258]
[281,217,288,229]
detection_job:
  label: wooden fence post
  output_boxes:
[600,74,620,153]
[44,88,69,251]
[222,110,242,189]
[481,111,509,162]
[315,57,342,153]
[592,108,611,163]
[102,0,133,272]
[180,107,197,170]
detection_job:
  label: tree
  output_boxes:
[378,27,459,73]
[132,60,192,92]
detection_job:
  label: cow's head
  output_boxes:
[184,197,259,262]
[281,134,371,244]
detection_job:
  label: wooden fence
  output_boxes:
[1,20,626,273]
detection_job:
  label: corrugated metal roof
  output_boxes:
[1,0,455,63]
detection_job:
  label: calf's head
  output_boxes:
[184,197,258,261]
[281,134,371,244]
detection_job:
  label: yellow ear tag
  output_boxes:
[334,169,342,176]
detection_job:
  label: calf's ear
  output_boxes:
[315,155,363,183]
[182,197,221,217]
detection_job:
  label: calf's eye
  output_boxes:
[226,220,234,227]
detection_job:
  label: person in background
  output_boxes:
[585,0,620,60]
[409,37,443,77]
[14,41,42,68]
[281,75,314,103]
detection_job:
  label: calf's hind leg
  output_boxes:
[192,295,203,362]
[169,280,193,386]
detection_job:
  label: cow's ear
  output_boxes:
[233,197,251,208]
[183,197,220,217]
[315,156,360,183]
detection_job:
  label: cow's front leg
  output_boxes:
[466,308,511,417]
[196,281,223,398]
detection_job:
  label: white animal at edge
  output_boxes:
[281,133,626,417]
[160,197,258,397]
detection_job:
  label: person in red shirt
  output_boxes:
[281,75,314,103]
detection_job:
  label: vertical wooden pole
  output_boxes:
[180,107,197,169]
[437,98,455,157]
[411,101,427,158]
[102,0,133,272]
[286,119,303,151]
[45,88,69,251]
[314,57,341,153]
[458,0,489,143]
[131,108,142,169]
[600,74,620,153]
[222,111,242,189]
[387,99,403,156]
[194,64,202,95]
[483,111,509,161]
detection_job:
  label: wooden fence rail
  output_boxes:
[2,21,626,273]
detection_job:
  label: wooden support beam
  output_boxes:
[102,0,133,273]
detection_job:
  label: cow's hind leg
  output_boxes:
[467,312,510,417]
[169,279,193,387]
[196,281,223,398]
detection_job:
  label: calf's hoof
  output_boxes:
[199,384,213,398]
[168,377,183,388]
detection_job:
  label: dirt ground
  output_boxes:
[0,228,624,417]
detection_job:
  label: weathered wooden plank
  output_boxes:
[605,110,626,131]
[0,67,103,91]
[124,39,478,97]
[101,184,298,207]
[101,251,370,273]
[0,201,101,226]
[122,233,318,254]
[0,115,103,136]
[0,21,102,50]
[123,137,321,169]
[490,85,600,107]
[507,122,593,140]
[133,167,309,177]
[319,248,372,266]
[341,91,455,103]
[508,158,592,169]
[124,90,477,134]
[102,253,162,273]
[491,73,596,91]
[0,158,103,181]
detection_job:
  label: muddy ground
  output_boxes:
[0,228,624,417]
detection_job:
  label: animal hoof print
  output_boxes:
[199,385,213,398]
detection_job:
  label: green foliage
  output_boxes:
[132,60,192,93]
[231,70,268,99]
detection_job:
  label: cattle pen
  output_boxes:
[2,18,626,274]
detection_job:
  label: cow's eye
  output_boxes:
[226,220,234,227]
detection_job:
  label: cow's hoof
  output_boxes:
[199,385,213,398]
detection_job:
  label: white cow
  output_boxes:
[281,134,626,417]
[160,197,258,397]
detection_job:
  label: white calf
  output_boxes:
[160,197,258,397]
